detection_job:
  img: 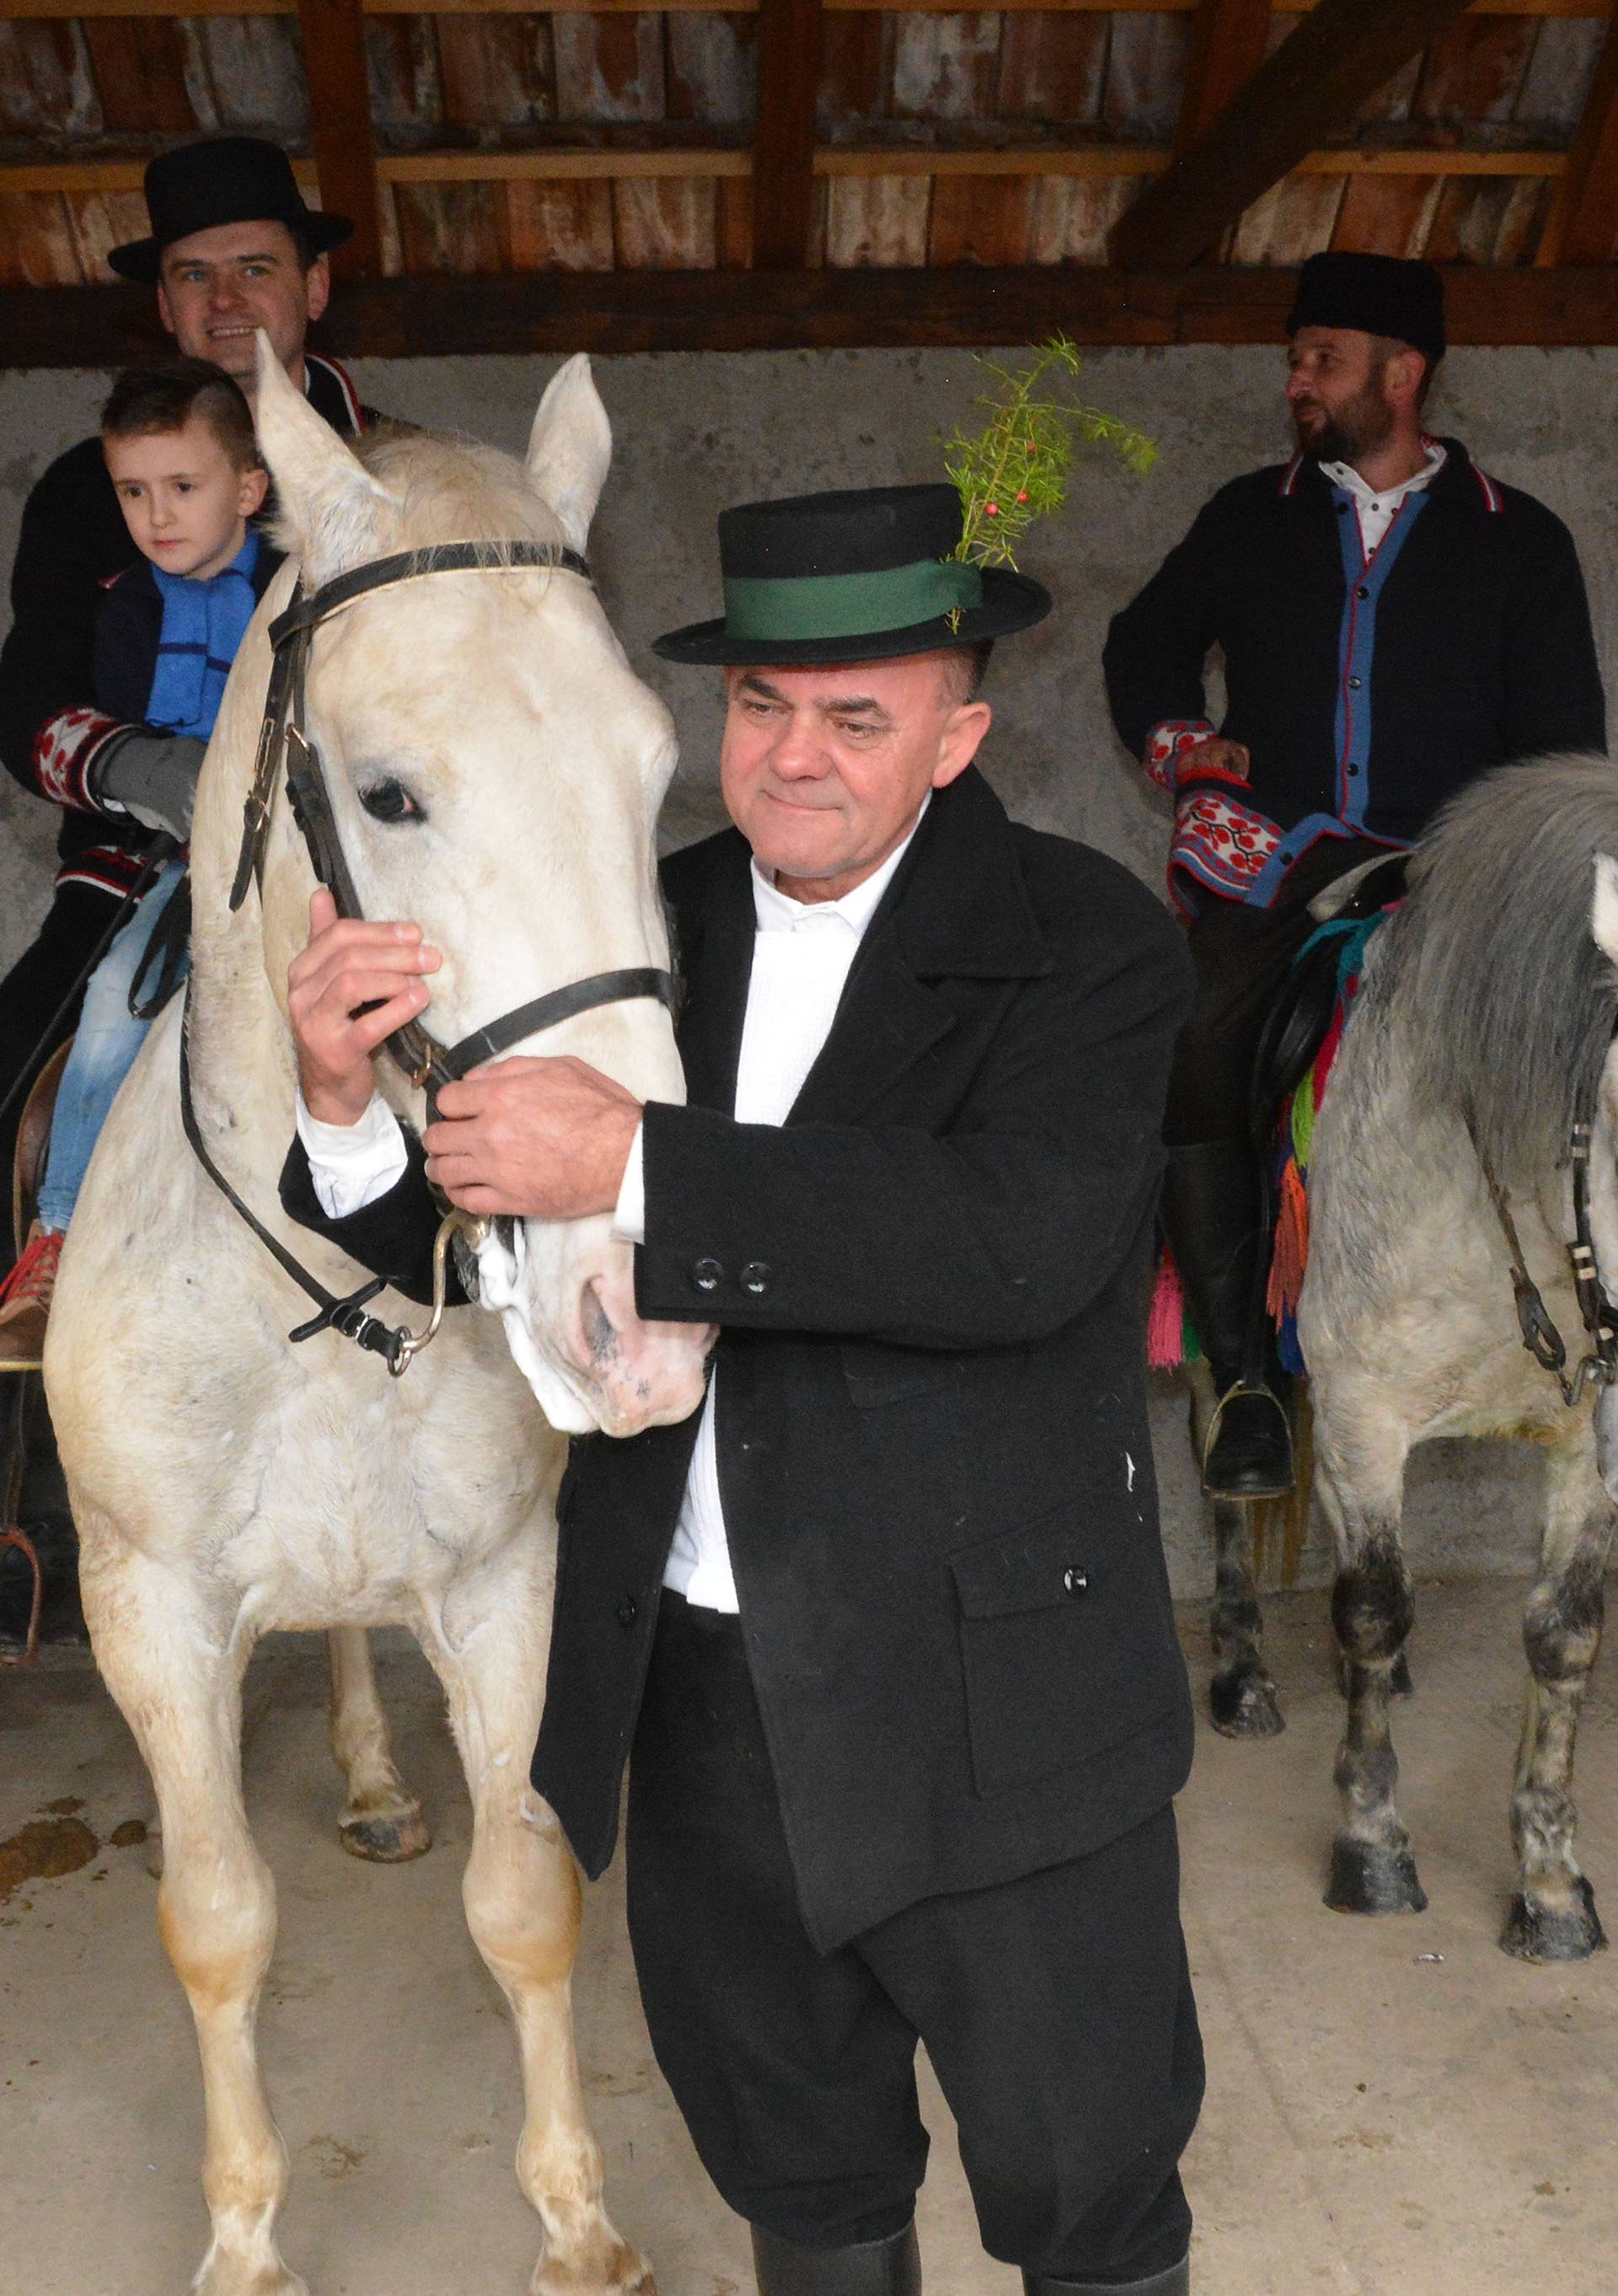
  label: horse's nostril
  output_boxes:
[494,1215,517,1257]
[581,1281,617,1363]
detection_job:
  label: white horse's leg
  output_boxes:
[325,1626,431,1863]
[83,1537,305,2296]
[421,1559,651,2296]
[1313,1396,1427,1917]
[1502,1434,1615,1961]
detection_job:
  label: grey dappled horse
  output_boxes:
[1289,756,1618,1961]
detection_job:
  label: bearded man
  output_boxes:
[1104,251,1605,1501]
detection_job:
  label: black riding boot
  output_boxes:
[1022,2257,1189,2296]
[752,2223,921,2296]
[1160,1140,1294,1501]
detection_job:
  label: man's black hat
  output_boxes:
[653,483,1052,667]
[108,137,353,283]
[1286,252,1446,369]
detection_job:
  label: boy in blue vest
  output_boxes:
[0,361,278,1365]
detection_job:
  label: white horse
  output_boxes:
[45,340,710,2293]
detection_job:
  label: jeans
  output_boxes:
[37,861,188,1234]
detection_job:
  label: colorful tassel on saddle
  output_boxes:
[1148,1246,1201,1371]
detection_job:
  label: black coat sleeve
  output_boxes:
[1101,490,1229,764]
[0,439,142,807]
[635,883,1192,1350]
[278,1129,463,1309]
[1500,499,1607,762]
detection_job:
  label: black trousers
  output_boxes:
[0,880,121,1263]
[625,1593,1203,2283]
[1164,836,1385,1148]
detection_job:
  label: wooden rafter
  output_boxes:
[1176,0,1273,157]
[1111,0,1479,268]
[1538,0,1618,262]
[295,0,383,278]
[751,0,826,268]
[8,266,1618,369]
[0,148,1574,205]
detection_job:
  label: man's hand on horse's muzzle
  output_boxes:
[288,887,441,1126]
[426,1057,643,1222]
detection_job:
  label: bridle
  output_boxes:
[1469,1082,1618,1412]
[182,540,678,1376]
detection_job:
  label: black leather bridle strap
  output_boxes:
[178,996,410,1368]
[201,533,682,1372]
[439,968,678,1085]
[270,541,592,647]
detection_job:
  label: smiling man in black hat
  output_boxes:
[280,480,1205,2295]
[1104,251,1605,1505]
[0,136,374,1278]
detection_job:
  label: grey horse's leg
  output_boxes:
[1315,1414,1427,1916]
[1190,1367,1284,1736]
[1502,1437,1615,1961]
[327,1625,431,1862]
[1208,1498,1284,1737]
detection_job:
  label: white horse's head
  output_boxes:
[249,341,711,1436]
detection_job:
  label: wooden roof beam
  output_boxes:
[1538,0,1618,262]
[1111,0,1477,269]
[1175,0,1273,157]
[297,0,383,278]
[751,0,825,267]
[9,267,1618,369]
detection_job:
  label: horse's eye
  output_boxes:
[359,778,425,825]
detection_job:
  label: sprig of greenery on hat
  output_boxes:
[943,336,1156,584]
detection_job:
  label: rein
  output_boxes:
[185,539,679,1376]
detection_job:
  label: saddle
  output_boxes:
[1249,853,1407,1140]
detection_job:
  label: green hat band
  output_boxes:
[721,557,983,644]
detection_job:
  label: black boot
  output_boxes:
[1160,1140,1294,1502]
[1022,2258,1189,2296]
[752,2222,920,2296]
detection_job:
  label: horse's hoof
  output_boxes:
[339,1806,431,1863]
[1500,1875,1609,1962]
[1209,1666,1286,1738]
[1325,1835,1428,1916]
[194,2252,310,2296]
[1390,1651,1414,1697]
[530,2243,655,2296]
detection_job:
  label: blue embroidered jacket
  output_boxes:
[1103,437,1605,918]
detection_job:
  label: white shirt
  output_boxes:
[1319,438,1446,559]
[297,808,927,1613]
[629,813,925,1612]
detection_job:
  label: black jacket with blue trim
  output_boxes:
[1102,439,1605,907]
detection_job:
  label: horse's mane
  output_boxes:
[1373,754,1618,1191]
[274,420,571,559]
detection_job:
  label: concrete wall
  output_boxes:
[3,341,1610,1596]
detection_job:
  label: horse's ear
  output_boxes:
[253,330,391,584]
[1594,853,1618,969]
[526,354,611,552]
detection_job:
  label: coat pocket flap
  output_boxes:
[950,1518,1091,1620]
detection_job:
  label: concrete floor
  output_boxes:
[3,1583,1617,2296]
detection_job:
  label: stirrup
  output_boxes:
[1201,1378,1294,1502]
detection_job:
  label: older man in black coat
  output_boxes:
[281,484,1203,2296]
